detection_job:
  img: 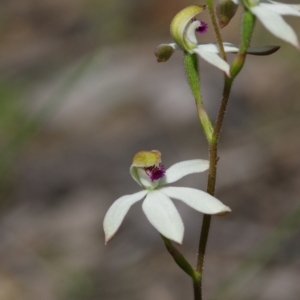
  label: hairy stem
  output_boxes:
[193,77,233,300]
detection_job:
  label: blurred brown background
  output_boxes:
[0,0,300,299]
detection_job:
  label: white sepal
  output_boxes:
[160,186,232,215]
[262,1,300,16]
[142,190,184,244]
[251,5,299,47]
[192,47,231,76]
[103,190,147,244]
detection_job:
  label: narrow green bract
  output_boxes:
[184,53,201,102]
[230,10,256,78]
[240,10,256,54]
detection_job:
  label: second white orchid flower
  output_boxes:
[243,0,300,48]
[103,150,231,245]
[218,0,300,48]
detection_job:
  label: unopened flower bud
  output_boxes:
[216,0,238,28]
[155,44,175,62]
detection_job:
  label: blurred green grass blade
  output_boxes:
[0,51,99,188]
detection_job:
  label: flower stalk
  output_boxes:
[162,235,201,282]
[194,76,233,300]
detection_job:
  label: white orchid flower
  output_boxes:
[103,150,231,245]
[155,5,232,76]
[237,0,300,48]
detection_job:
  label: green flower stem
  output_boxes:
[205,0,226,61]
[194,10,256,300]
[184,53,214,142]
[193,76,233,300]
[161,235,201,282]
[211,77,233,146]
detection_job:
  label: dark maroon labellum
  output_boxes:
[144,163,166,181]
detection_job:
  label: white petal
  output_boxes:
[142,190,184,244]
[103,190,147,244]
[196,43,219,53]
[197,43,240,53]
[251,6,299,47]
[160,159,209,185]
[222,42,240,52]
[292,4,300,11]
[192,47,231,76]
[262,2,300,16]
[160,186,231,215]
[196,42,278,55]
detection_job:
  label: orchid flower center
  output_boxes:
[144,163,166,181]
[192,18,208,34]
